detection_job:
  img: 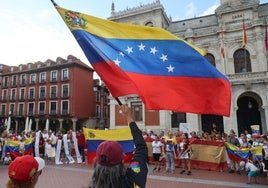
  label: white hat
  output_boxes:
[34,157,45,171]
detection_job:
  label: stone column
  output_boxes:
[71,118,78,132]
[35,118,39,131]
[58,118,64,130]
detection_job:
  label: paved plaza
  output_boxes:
[0,163,267,188]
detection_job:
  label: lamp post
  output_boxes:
[93,83,109,129]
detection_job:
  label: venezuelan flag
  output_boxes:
[190,140,228,171]
[5,138,34,159]
[225,142,251,162]
[52,1,231,116]
[83,127,134,164]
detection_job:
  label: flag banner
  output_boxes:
[251,145,263,161]
[220,32,225,58]
[83,127,134,164]
[146,139,228,171]
[225,142,251,162]
[190,140,227,171]
[52,2,231,116]
[5,138,34,159]
[242,19,247,48]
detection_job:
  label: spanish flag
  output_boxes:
[242,19,247,48]
[83,127,134,164]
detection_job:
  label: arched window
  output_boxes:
[145,21,153,27]
[234,49,251,73]
[204,53,216,67]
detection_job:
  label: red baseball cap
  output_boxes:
[96,141,124,166]
[8,155,45,184]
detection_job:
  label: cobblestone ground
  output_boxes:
[0,163,267,188]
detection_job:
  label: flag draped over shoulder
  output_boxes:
[83,127,134,164]
[242,19,247,48]
[225,142,251,162]
[52,2,231,116]
[5,138,34,159]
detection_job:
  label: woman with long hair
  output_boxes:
[87,105,148,188]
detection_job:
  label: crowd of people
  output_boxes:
[145,124,268,184]
[0,127,86,165]
[2,119,268,185]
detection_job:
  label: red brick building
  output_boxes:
[0,55,104,133]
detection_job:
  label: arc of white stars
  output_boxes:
[138,43,146,51]
[113,58,121,66]
[150,46,158,55]
[125,46,133,54]
[167,65,175,72]
[160,54,168,62]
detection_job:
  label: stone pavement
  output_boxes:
[0,163,267,188]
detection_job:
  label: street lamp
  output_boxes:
[93,84,109,129]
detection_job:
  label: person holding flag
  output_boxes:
[87,105,148,188]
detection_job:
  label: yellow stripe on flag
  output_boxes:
[83,127,133,141]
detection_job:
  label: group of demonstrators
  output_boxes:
[146,124,268,185]
[0,127,86,165]
[2,105,149,188]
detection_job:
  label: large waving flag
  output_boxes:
[83,127,134,164]
[52,1,231,116]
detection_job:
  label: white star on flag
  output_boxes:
[126,46,133,54]
[114,58,121,66]
[167,65,175,72]
[138,43,146,51]
[150,47,158,55]
[160,54,168,62]
[119,51,125,57]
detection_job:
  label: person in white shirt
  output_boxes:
[240,159,259,185]
[151,136,163,172]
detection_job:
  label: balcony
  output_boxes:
[39,95,46,100]
[62,93,69,98]
[61,77,69,82]
[50,94,57,99]
[50,110,57,115]
[227,71,268,86]
[18,97,25,102]
[39,111,45,115]
[61,109,69,115]
[28,111,34,116]
[28,96,35,101]
[50,78,57,83]
[11,84,17,88]
[10,97,16,102]
[2,85,8,89]
[29,81,36,85]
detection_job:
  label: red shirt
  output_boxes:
[76,133,86,147]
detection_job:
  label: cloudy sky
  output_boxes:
[0,0,268,67]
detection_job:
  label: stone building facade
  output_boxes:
[108,0,268,136]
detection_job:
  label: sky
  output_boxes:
[1,0,268,68]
